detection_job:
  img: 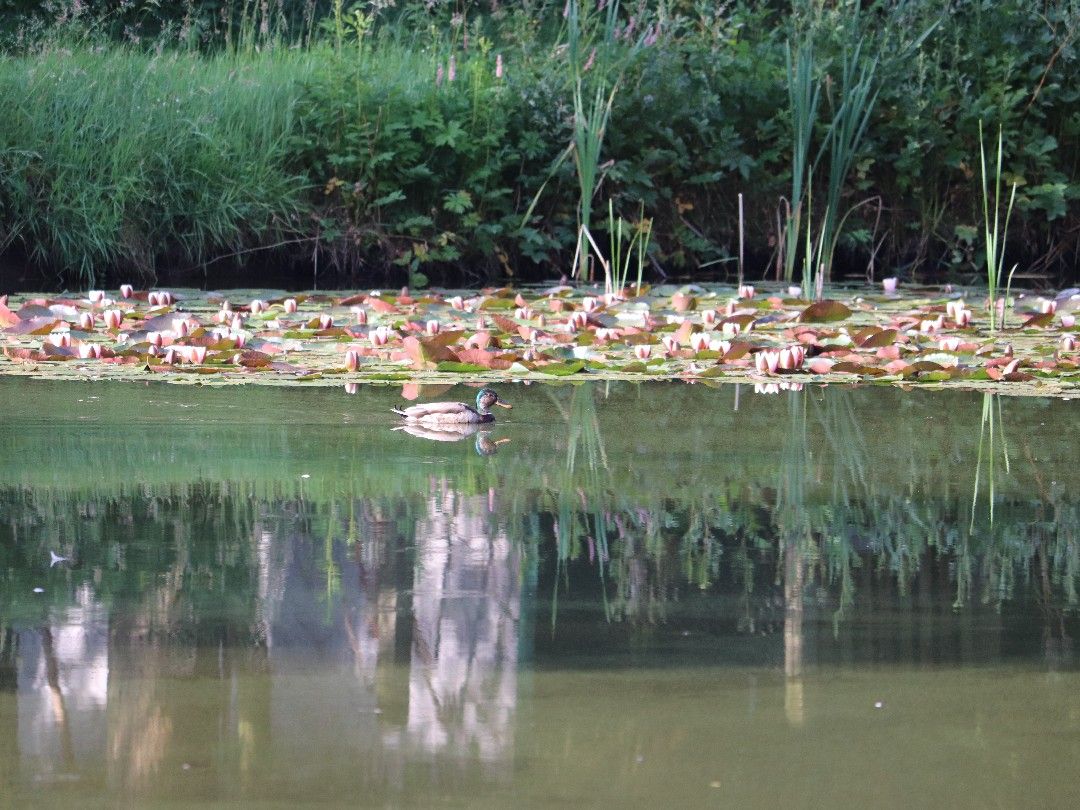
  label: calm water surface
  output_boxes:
[1,379,1078,808]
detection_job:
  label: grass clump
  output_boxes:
[0,44,316,286]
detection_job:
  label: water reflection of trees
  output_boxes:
[1,384,1078,796]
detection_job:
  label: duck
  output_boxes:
[392,387,512,425]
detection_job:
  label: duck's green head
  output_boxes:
[476,388,512,413]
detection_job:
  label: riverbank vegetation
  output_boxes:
[0,1,1077,290]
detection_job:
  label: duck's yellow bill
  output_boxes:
[495,400,513,409]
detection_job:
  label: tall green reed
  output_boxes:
[979,121,1018,332]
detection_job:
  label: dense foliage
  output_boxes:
[0,0,1077,288]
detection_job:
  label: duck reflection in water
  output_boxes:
[393,422,510,456]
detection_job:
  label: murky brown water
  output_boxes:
[1,379,1077,807]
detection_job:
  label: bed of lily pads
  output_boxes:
[1,281,1078,397]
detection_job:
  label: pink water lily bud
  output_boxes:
[938,337,961,352]
[425,320,440,336]
[594,328,618,341]
[536,314,546,329]
[633,344,652,360]
[227,314,244,333]
[689,333,710,353]
[709,339,731,355]
[919,319,939,334]
[567,311,588,331]
[787,285,802,298]
[160,291,173,306]
[147,345,159,357]
[351,306,368,325]
[344,350,360,371]
[119,284,133,299]
[249,299,266,314]
[778,348,796,370]
[147,331,163,348]
[77,343,95,359]
[1040,298,1057,314]
[232,332,245,348]
[882,277,898,294]
[946,300,964,322]
[661,334,680,354]
[1002,358,1020,375]
[582,296,599,313]
[447,295,465,310]
[514,293,528,308]
[163,347,177,365]
[722,322,739,339]
[47,332,71,348]
[87,290,105,304]
[77,312,94,330]
[603,292,622,306]
[1061,334,1076,352]
[189,346,207,364]
[701,309,717,326]
[147,292,163,307]
[283,298,298,314]
[725,299,737,316]
[1061,314,1076,328]
[215,309,230,324]
[738,284,755,300]
[370,326,392,347]
[514,307,535,320]
[957,309,972,327]
[1002,343,1014,357]
[318,313,333,330]
[103,309,123,329]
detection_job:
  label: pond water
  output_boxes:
[1,378,1078,808]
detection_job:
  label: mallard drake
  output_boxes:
[392,387,512,425]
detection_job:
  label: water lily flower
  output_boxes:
[946,300,966,323]
[582,296,599,313]
[163,347,177,365]
[87,290,105,304]
[1061,314,1075,328]
[352,306,368,325]
[957,309,973,327]
[787,286,802,298]
[103,309,123,329]
[447,295,465,310]
[725,299,737,316]
[77,343,95,359]
[1040,298,1057,314]
[738,284,755,300]
[689,333,710,353]
[172,318,189,338]
[882,277,898,294]
[709,339,731,355]
[1002,343,1014,357]
[215,309,231,324]
[633,344,652,360]
[1061,334,1076,352]
[189,346,207,364]
[119,284,134,299]
[661,335,680,355]
[283,298,298,314]
[77,312,94,330]
[1002,358,1021,375]
[722,322,739,339]
[425,320,440,335]
[701,309,717,326]
[569,311,588,331]
[938,337,961,352]
[755,349,780,374]
[47,332,71,348]
[249,299,266,314]
[514,307,534,320]
[344,350,360,371]
[147,331,163,348]
[318,313,333,330]
[370,326,392,347]
[231,315,245,333]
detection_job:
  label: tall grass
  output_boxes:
[0,44,316,286]
[979,122,1018,332]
